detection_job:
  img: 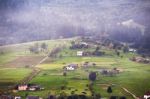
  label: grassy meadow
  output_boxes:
[0,38,149,99]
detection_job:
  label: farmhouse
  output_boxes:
[68,64,78,69]
[0,95,13,99]
[143,91,150,99]
[70,42,89,49]
[80,42,88,46]
[130,56,150,63]
[18,85,28,91]
[129,48,136,52]
[66,66,75,70]
[28,84,42,91]
[17,84,43,91]
[100,68,121,76]
[82,62,96,68]
[65,64,78,71]
[77,51,83,56]
[14,96,21,99]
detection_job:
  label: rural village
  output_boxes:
[0,36,150,99]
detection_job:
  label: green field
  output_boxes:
[0,38,150,99]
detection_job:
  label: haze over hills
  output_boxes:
[0,1,150,98]
[0,0,150,50]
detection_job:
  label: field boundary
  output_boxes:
[20,56,49,84]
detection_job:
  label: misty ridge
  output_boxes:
[0,0,150,51]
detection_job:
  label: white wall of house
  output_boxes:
[66,66,75,71]
[18,85,28,91]
[77,51,83,56]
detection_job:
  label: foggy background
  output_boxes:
[0,0,150,50]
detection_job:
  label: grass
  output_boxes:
[0,68,32,89]
[31,52,150,98]
[0,38,149,99]
[0,53,17,65]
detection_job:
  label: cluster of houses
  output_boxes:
[77,50,105,57]
[0,84,44,99]
[14,84,44,91]
[130,56,150,64]
[81,62,96,68]
[0,95,55,99]
[137,91,150,99]
[77,51,91,57]
[63,64,79,71]
[63,62,97,71]
[128,48,137,53]
[100,68,122,76]
[70,42,89,49]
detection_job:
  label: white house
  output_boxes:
[144,95,150,99]
[77,51,83,56]
[18,85,28,91]
[28,87,36,91]
[129,48,136,52]
[14,96,21,99]
[81,42,88,46]
[66,66,75,71]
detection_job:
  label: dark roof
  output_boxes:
[68,64,78,67]
[0,95,13,99]
[26,96,39,99]
[48,95,56,99]
[145,91,150,95]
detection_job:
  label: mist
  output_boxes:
[0,0,150,49]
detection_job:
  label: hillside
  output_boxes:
[0,38,149,99]
[0,0,150,51]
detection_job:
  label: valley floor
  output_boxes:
[0,38,150,99]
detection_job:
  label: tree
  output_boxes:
[89,72,97,82]
[78,95,87,99]
[92,93,101,99]
[119,96,126,99]
[63,72,67,76]
[95,46,100,51]
[123,45,129,53]
[71,41,75,45]
[95,93,101,99]
[25,93,28,97]
[41,43,48,50]
[115,50,120,56]
[49,47,61,57]
[59,91,67,99]
[110,96,117,99]
[107,86,112,94]
[29,43,40,54]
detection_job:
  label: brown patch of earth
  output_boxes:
[4,56,45,68]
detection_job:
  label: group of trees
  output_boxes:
[29,43,48,54]
[49,46,62,58]
[70,41,89,49]
[88,72,126,99]
[93,46,105,56]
